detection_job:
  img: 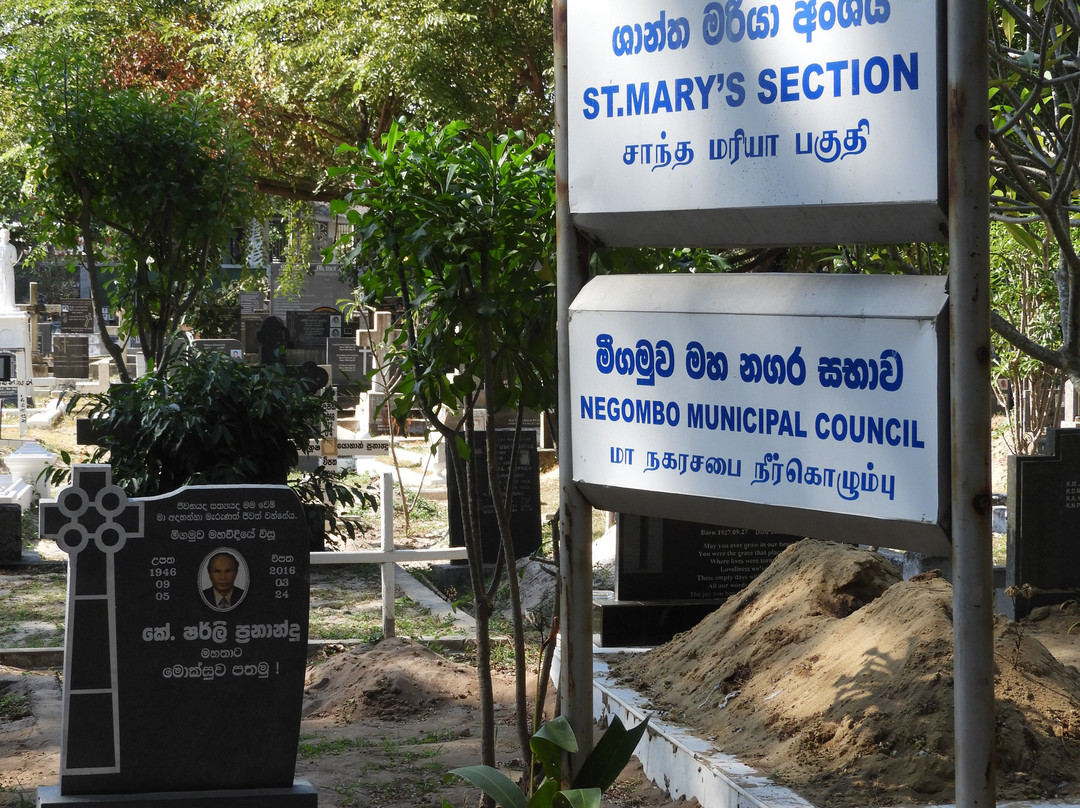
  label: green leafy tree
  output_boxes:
[211,0,552,197]
[990,222,1063,453]
[988,0,1080,387]
[332,121,555,784]
[12,43,253,376]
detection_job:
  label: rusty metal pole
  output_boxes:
[554,0,594,769]
[948,0,994,804]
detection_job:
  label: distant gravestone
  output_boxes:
[53,335,90,378]
[0,503,20,563]
[447,431,542,563]
[38,322,53,355]
[38,465,316,806]
[194,338,245,359]
[598,515,800,646]
[1007,427,1080,619]
[239,292,266,314]
[241,316,264,354]
[327,337,371,388]
[60,299,95,334]
[257,316,289,365]
[286,311,333,351]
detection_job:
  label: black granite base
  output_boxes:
[597,600,722,647]
[37,779,317,807]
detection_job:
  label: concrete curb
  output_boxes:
[554,645,815,808]
[0,646,63,668]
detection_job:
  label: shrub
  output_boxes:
[68,347,373,538]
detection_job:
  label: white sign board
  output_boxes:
[568,0,946,247]
[569,274,950,554]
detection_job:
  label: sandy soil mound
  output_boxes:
[609,539,1080,807]
[303,636,504,721]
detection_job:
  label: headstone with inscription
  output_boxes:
[193,338,245,359]
[60,299,95,334]
[53,335,90,378]
[597,515,801,646]
[37,465,316,806]
[286,311,333,351]
[1007,427,1080,619]
[447,431,542,564]
[327,337,371,388]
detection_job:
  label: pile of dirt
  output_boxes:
[303,636,505,721]
[609,539,1080,807]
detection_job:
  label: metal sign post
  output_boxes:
[948,0,995,804]
[554,0,594,773]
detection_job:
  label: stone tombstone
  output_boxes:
[38,321,54,355]
[53,335,90,378]
[447,431,542,563]
[616,515,800,600]
[597,515,800,646]
[1007,427,1080,619]
[268,265,352,315]
[38,465,315,806]
[60,299,95,334]
[241,315,265,354]
[257,316,290,364]
[193,338,245,359]
[0,502,21,564]
[286,311,333,351]
[327,337,371,388]
[239,292,266,314]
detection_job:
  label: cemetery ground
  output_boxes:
[0,415,678,808]
[1,413,1078,807]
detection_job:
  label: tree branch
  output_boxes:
[991,309,1063,369]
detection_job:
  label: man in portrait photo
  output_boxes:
[202,550,245,611]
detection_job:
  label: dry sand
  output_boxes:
[608,538,1080,807]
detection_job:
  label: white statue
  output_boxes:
[0,228,20,313]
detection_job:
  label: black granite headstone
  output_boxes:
[327,338,371,388]
[38,321,53,355]
[256,317,289,365]
[53,336,90,378]
[598,515,801,647]
[1007,427,1080,618]
[286,312,333,351]
[0,503,20,564]
[447,431,542,564]
[60,299,95,334]
[39,465,314,805]
[239,292,266,314]
[616,515,800,601]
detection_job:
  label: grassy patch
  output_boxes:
[324,733,448,807]
[0,569,66,648]
[0,563,458,650]
[297,733,377,759]
[307,589,457,642]
[0,691,32,721]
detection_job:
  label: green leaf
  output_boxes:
[532,715,579,756]
[446,766,526,808]
[525,779,560,808]
[553,789,602,808]
[1002,222,1042,256]
[570,716,650,792]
